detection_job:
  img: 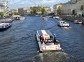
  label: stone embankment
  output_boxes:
[59,15,84,24]
[0,18,13,23]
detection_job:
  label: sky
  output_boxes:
[5,0,70,9]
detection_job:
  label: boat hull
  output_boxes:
[58,24,69,27]
[36,35,62,52]
[0,23,11,31]
[58,21,69,27]
[74,20,82,24]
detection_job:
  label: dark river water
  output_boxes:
[0,16,84,62]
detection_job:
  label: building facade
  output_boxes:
[53,3,63,15]
[0,1,9,17]
[54,0,84,16]
[18,6,51,15]
[18,7,31,15]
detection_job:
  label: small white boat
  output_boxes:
[74,20,82,24]
[53,16,60,19]
[0,23,11,30]
[58,21,69,27]
[36,30,62,52]
[12,15,25,20]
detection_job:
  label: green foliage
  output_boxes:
[33,8,37,14]
[30,8,37,15]
[13,12,19,15]
[30,7,46,15]
[0,12,4,17]
[41,8,45,15]
[57,6,62,15]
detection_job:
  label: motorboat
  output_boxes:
[53,16,60,19]
[0,23,11,30]
[12,15,25,20]
[58,21,69,27]
[36,30,62,52]
[74,20,82,24]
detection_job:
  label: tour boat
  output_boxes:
[58,21,69,27]
[36,30,62,52]
[74,20,82,24]
[0,23,11,30]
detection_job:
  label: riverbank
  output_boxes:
[59,15,84,24]
[0,17,13,23]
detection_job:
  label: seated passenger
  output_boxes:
[40,36,44,44]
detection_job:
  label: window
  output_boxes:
[80,5,84,10]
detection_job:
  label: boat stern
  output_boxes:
[41,43,62,52]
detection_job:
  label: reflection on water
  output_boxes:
[61,27,72,29]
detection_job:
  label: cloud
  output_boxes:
[6,0,69,8]
[38,0,62,6]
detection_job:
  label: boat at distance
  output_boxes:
[74,20,82,24]
[0,22,11,30]
[58,21,69,27]
[12,15,25,20]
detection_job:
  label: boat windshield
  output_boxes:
[44,36,54,43]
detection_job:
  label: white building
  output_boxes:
[0,1,9,17]
[54,0,84,16]
[18,7,31,15]
[53,3,63,15]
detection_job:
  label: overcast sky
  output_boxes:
[6,0,70,9]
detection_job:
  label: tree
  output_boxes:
[0,12,4,17]
[13,12,19,15]
[41,8,45,15]
[57,6,62,15]
[33,8,37,15]
[30,8,37,15]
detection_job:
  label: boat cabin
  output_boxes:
[36,30,55,43]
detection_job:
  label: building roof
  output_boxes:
[37,30,53,36]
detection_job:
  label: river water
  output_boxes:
[0,16,84,62]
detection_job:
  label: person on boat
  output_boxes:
[40,36,44,44]
[53,34,56,44]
